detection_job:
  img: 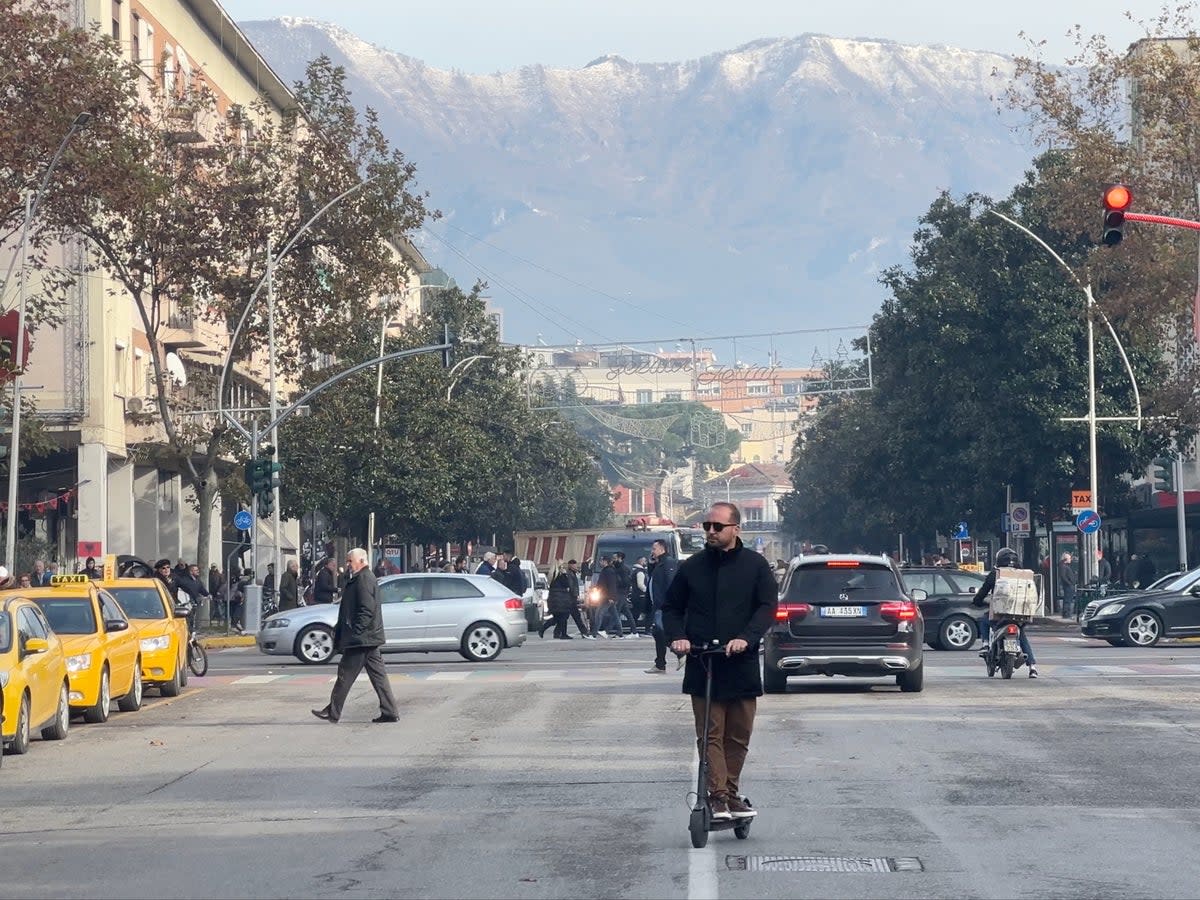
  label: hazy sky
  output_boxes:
[221,0,1164,72]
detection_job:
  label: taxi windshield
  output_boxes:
[35,598,97,634]
[0,612,10,652]
[108,587,166,620]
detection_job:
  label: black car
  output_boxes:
[1080,577,1200,646]
[764,555,926,693]
[899,566,988,651]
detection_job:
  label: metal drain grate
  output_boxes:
[726,856,925,873]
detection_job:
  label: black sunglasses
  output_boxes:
[702,521,736,532]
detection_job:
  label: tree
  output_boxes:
[782,159,1173,550]
[277,285,612,548]
[61,53,431,572]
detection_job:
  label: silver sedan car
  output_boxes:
[256,573,528,664]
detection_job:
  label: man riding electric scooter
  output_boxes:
[973,547,1039,679]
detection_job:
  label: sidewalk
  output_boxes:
[1028,616,1080,632]
[198,629,257,649]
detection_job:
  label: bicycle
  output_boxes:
[181,600,209,677]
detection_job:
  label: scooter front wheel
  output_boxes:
[985,650,996,678]
[735,820,752,839]
[689,808,709,849]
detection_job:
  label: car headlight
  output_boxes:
[0,670,8,688]
[1098,603,1125,617]
[140,636,170,652]
[66,653,92,672]
[266,618,290,629]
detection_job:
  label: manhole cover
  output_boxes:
[726,856,924,873]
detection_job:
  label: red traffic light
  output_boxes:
[1103,184,1132,211]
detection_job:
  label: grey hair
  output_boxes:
[348,548,368,565]
[484,551,497,562]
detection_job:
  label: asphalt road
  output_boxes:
[5,632,1200,899]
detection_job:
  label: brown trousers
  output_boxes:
[691,695,757,799]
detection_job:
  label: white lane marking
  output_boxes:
[230,674,286,684]
[521,670,566,681]
[1058,637,1091,643]
[425,671,473,681]
[687,729,718,900]
[1089,665,1140,675]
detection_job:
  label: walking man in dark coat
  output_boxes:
[312,548,399,723]
[663,502,777,821]
[278,559,300,611]
[313,557,338,604]
[645,538,679,674]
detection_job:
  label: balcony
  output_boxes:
[163,104,205,144]
[740,520,782,532]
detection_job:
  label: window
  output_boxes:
[109,587,166,620]
[19,607,48,641]
[747,383,770,396]
[131,13,140,63]
[111,0,121,40]
[34,599,96,634]
[99,591,128,628]
[698,384,721,397]
[0,613,9,653]
[782,381,803,396]
[740,423,754,436]
[428,578,483,601]
[381,578,423,603]
[663,391,682,402]
[163,45,176,94]
[635,389,653,404]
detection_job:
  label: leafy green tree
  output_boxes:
[277,286,612,548]
[782,159,1172,550]
[58,53,431,571]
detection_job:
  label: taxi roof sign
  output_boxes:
[50,574,90,585]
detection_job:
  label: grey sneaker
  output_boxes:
[726,795,757,818]
[644,666,666,674]
[1029,666,1039,679]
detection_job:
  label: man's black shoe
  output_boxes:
[372,714,400,723]
[311,708,338,722]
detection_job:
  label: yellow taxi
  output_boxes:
[99,578,189,696]
[18,575,143,723]
[1,595,70,759]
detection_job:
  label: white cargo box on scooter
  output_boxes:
[989,568,1039,619]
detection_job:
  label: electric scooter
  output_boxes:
[687,642,753,849]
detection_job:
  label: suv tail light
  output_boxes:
[776,602,812,621]
[1005,623,1019,635]
[879,600,918,621]
[504,598,523,610]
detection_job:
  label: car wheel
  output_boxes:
[117,662,143,712]
[160,661,182,697]
[938,615,977,651]
[1123,611,1163,647]
[84,666,111,724]
[41,681,70,741]
[8,693,31,755]
[897,663,924,693]
[763,662,787,694]
[460,621,504,662]
[294,625,335,664]
[179,646,189,687]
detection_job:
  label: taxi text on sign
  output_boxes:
[1070,490,1092,512]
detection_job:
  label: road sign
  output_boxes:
[1009,502,1031,535]
[754,536,765,551]
[1075,509,1102,535]
[233,509,253,531]
[1001,513,1011,533]
[953,521,969,541]
[1071,489,1092,512]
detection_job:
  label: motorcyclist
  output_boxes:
[972,547,1038,678]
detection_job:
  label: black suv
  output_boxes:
[765,555,926,693]
[899,566,988,651]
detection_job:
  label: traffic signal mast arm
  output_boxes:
[1123,212,1200,231]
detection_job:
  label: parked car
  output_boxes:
[100,578,190,697]
[899,566,988,650]
[1080,577,1200,646]
[0,595,70,759]
[765,555,927,693]
[21,575,143,723]
[256,573,528,664]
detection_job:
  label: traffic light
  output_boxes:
[1102,184,1133,246]
[245,457,272,494]
[1151,456,1175,493]
[256,489,274,519]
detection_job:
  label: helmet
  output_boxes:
[995,548,1019,568]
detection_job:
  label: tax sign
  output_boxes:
[1075,509,1102,535]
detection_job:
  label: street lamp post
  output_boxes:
[4,112,93,568]
[366,300,392,559]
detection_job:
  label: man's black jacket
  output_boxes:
[662,539,778,699]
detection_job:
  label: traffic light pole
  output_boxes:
[1178,457,1188,571]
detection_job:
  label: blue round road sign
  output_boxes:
[1075,509,1101,535]
[233,509,253,531]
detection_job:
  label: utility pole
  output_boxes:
[266,240,283,596]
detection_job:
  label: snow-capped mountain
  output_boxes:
[240,18,1036,347]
